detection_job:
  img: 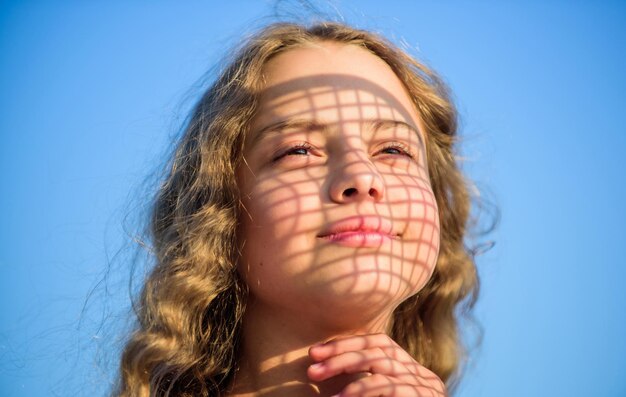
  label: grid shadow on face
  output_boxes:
[238,74,440,327]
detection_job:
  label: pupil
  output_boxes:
[292,148,307,155]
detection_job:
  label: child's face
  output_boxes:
[237,42,440,327]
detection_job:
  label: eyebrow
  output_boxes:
[371,119,424,147]
[252,118,424,146]
[251,118,326,145]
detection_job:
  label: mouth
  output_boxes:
[317,216,400,247]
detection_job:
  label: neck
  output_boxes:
[227,297,392,397]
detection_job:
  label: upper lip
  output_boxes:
[317,216,398,237]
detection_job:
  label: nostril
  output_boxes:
[368,188,378,198]
[343,187,357,197]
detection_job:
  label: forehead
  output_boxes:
[262,42,404,89]
[251,43,422,132]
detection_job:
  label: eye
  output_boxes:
[272,142,314,162]
[375,142,414,159]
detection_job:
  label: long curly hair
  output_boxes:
[114,21,480,397]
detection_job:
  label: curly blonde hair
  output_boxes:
[114,22,479,397]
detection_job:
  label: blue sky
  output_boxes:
[1,1,625,396]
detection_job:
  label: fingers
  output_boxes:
[309,333,416,366]
[333,373,445,397]
[307,347,416,383]
[307,333,447,396]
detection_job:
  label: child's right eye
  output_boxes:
[272,143,314,162]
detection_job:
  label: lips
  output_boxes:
[317,216,399,247]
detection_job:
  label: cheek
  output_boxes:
[237,174,324,293]
[387,175,440,291]
[242,175,323,239]
[411,187,440,272]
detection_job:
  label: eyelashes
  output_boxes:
[374,142,415,159]
[271,141,415,164]
[271,142,315,162]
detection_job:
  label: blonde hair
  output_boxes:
[115,21,479,397]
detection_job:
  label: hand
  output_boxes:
[307,333,447,397]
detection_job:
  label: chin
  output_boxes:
[312,265,423,314]
[314,254,427,295]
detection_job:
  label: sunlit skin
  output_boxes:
[231,42,445,396]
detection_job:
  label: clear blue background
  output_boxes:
[1,1,625,396]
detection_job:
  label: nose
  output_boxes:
[328,150,385,203]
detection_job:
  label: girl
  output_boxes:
[115,21,479,397]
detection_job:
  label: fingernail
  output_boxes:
[309,362,324,371]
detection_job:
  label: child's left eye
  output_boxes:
[376,143,414,158]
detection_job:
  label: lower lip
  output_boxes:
[319,232,395,247]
